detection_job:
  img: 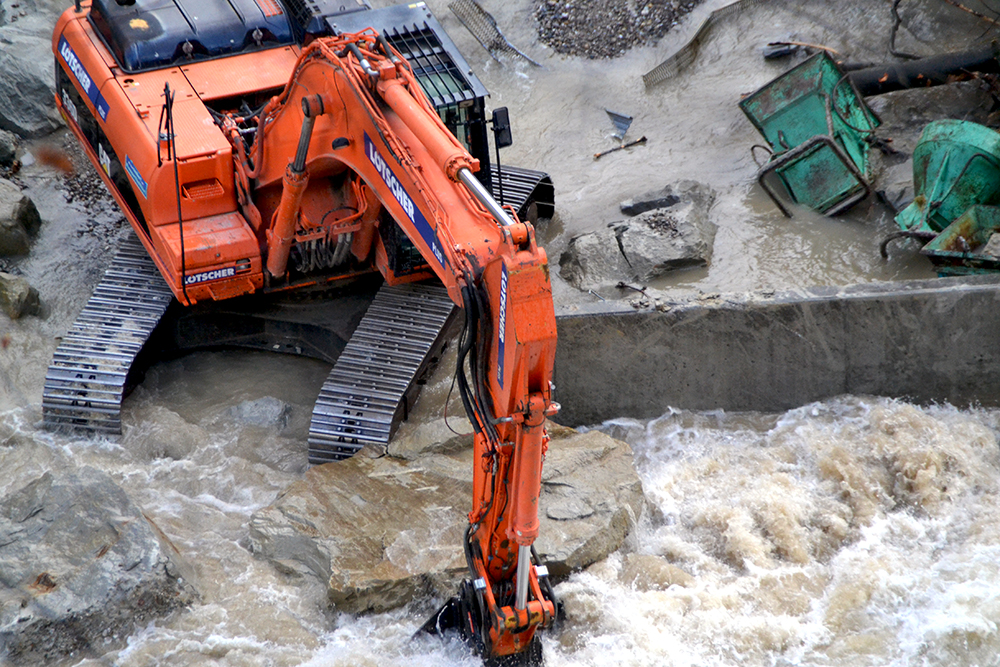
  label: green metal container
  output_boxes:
[740,51,880,215]
[920,204,1000,275]
[895,120,1000,234]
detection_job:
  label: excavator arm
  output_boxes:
[236,32,559,662]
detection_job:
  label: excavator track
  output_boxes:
[490,165,554,221]
[42,234,173,435]
[308,282,457,464]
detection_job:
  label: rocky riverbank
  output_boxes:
[249,423,644,613]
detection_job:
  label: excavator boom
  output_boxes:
[246,33,560,659]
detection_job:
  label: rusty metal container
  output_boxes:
[895,120,1000,234]
[740,51,880,216]
[920,204,1000,275]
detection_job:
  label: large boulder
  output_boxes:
[0,28,61,138]
[0,129,17,168]
[248,424,644,613]
[559,181,717,291]
[0,467,197,664]
[0,179,41,256]
[558,229,632,291]
[0,273,40,319]
[615,202,717,278]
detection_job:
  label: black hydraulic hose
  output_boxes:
[457,286,483,435]
[164,83,189,304]
[458,280,501,448]
[376,34,399,63]
[469,281,497,437]
[462,522,477,577]
[530,545,560,626]
[347,42,378,76]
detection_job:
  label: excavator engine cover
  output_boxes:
[88,0,295,72]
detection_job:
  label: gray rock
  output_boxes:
[248,424,644,613]
[0,273,40,319]
[982,233,1000,258]
[0,467,197,664]
[620,180,716,218]
[559,229,632,291]
[560,181,717,290]
[616,201,717,280]
[0,179,41,256]
[0,30,60,138]
[0,129,17,168]
[876,159,915,213]
[229,396,290,428]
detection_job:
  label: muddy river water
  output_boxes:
[3,0,1000,665]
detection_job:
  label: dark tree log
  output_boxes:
[849,44,1000,96]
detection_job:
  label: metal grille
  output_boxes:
[281,0,316,37]
[448,0,539,67]
[643,0,773,88]
[383,24,474,107]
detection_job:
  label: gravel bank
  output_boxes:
[535,0,704,59]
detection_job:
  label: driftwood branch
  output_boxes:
[940,0,1000,25]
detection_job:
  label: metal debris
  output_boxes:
[594,136,647,160]
[894,120,1000,235]
[605,109,633,140]
[643,0,773,88]
[448,0,541,67]
[763,41,840,60]
[921,205,1000,275]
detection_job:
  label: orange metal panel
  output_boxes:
[120,68,230,160]
[55,10,114,126]
[147,210,262,302]
[180,47,300,102]
[151,211,260,271]
[110,68,235,225]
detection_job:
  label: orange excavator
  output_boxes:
[49,0,559,663]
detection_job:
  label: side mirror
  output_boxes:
[492,107,512,149]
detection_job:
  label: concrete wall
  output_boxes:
[553,275,1000,425]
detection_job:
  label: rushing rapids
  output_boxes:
[4,386,1000,665]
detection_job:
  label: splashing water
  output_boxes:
[6,389,1000,666]
[565,397,1000,667]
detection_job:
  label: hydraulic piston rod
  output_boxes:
[458,168,514,227]
[515,545,531,610]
